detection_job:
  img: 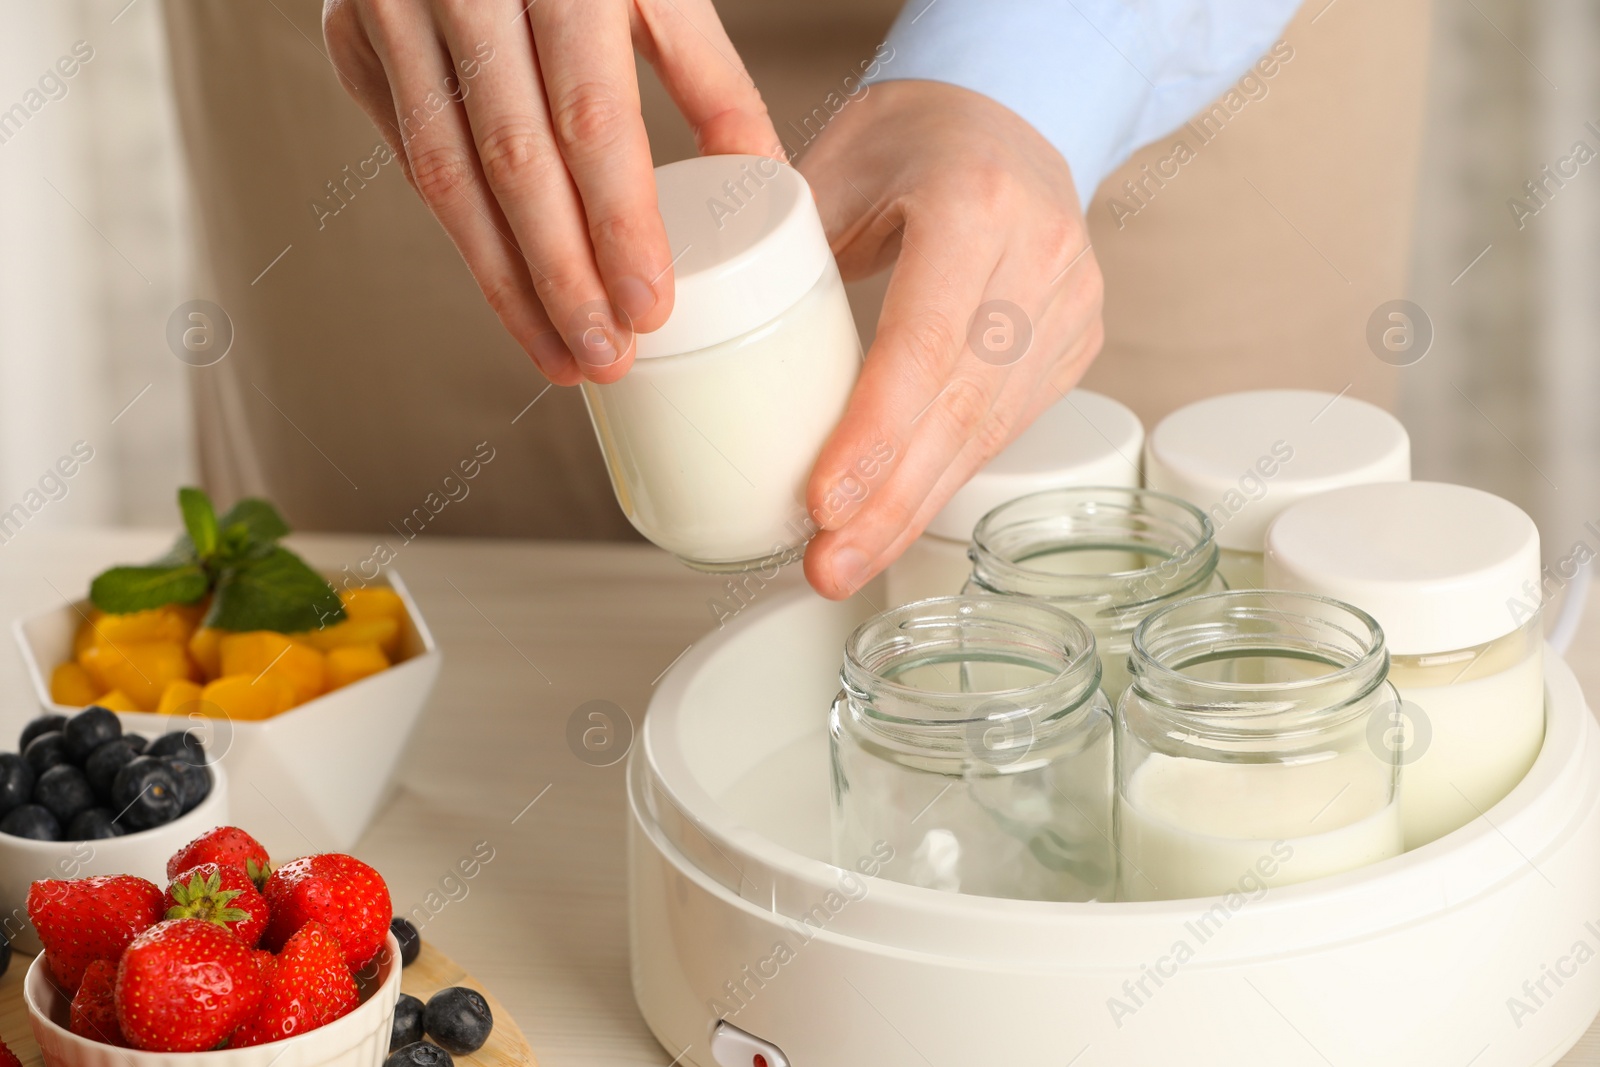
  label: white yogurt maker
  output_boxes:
[629,588,1600,1066]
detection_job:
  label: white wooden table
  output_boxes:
[1,529,1597,1065]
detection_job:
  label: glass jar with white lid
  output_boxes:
[829,596,1115,902]
[1144,389,1411,590]
[1265,480,1545,849]
[1117,590,1404,901]
[885,390,1143,607]
[965,487,1223,703]
[581,155,862,572]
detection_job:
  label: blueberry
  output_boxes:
[19,714,67,752]
[63,706,121,763]
[162,757,212,815]
[23,732,69,776]
[147,730,208,766]
[390,994,425,1052]
[85,738,143,801]
[111,757,182,830]
[384,1043,453,1067]
[123,733,148,754]
[0,753,35,817]
[423,987,492,1055]
[67,808,124,840]
[0,803,62,840]
[34,765,95,826]
[391,917,421,967]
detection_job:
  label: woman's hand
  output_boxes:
[798,79,1106,600]
[323,0,779,385]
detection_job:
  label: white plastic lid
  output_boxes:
[1144,389,1412,552]
[636,155,833,359]
[1263,481,1541,654]
[924,390,1144,542]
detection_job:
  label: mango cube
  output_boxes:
[93,689,140,712]
[157,678,206,716]
[219,631,325,705]
[79,640,197,712]
[325,643,389,690]
[297,616,401,658]
[93,604,203,647]
[200,673,295,721]
[51,662,99,706]
[339,587,406,623]
[73,615,101,661]
[189,627,223,680]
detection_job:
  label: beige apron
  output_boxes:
[163,0,1428,538]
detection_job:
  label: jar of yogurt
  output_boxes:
[1264,481,1545,849]
[1117,591,1403,901]
[1144,389,1411,590]
[829,596,1115,902]
[581,155,862,572]
[885,390,1143,607]
[965,487,1223,703]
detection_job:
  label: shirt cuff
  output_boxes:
[867,0,1298,206]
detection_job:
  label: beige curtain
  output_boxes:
[1405,0,1600,565]
[0,0,192,536]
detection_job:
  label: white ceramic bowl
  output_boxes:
[0,762,229,956]
[14,571,441,859]
[24,931,403,1067]
[631,588,1600,1067]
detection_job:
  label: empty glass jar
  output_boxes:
[1116,591,1404,901]
[829,596,1114,902]
[965,487,1224,703]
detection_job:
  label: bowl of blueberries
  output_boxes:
[0,705,228,953]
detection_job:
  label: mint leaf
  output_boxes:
[206,547,344,632]
[178,488,219,560]
[217,499,290,547]
[90,563,210,614]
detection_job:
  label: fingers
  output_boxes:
[804,236,1085,600]
[426,2,629,383]
[323,1,401,151]
[635,0,781,158]
[802,221,1005,597]
[526,0,674,334]
[355,2,581,384]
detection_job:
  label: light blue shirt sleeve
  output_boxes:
[868,0,1303,205]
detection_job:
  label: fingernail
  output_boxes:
[529,332,569,377]
[612,275,658,320]
[573,324,619,368]
[833,546,870,593]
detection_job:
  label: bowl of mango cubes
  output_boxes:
[14,489,440,856]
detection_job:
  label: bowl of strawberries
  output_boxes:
[22,826,402,1067]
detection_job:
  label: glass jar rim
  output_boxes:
[967,486,1220,613]
[1127,589,1390,735]
[841,595,1102,730]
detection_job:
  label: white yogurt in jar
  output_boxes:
[1266,481,1547,848]
[1119,753,1404,901]
[582,155,862,571]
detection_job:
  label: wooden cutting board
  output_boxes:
[0,942,535,1067]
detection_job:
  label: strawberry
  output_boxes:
[115,918,267,1052]
[165,864,269,948]
[0,1038,21,1067]
[230,922,360,1047]
[70,959,129,1047]
[167,827,272,889]
[28,875,164,993]
[261,854,392,969]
